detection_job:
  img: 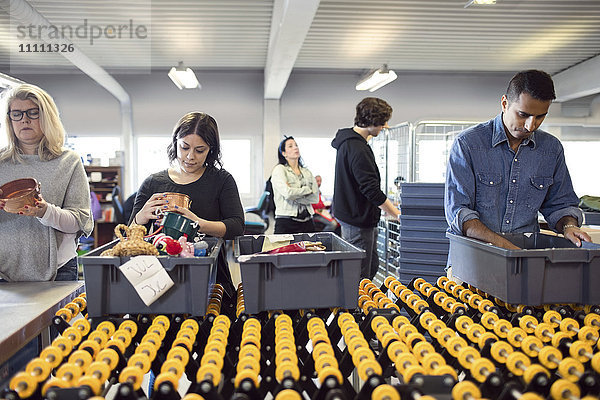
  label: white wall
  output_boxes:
[13,69,600,204]
[20,70,265,204]
[281,71,515,137]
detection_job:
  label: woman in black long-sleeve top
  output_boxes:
[130,112,244,296]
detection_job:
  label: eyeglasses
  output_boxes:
[7,108,40,121]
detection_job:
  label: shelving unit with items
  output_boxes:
[85,166,122,249]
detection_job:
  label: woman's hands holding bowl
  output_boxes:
[171,206,204,232]
[0,191,46,217]
[134,193,168,225]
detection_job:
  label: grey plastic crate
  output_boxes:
[234,232,365,313]
[400,183,445,197]
[448,232,600,305]
[400,215,448,230]
[399,248,449,263]
[399,226,448,239]
[81,237,222,317]
[399,237,449,252]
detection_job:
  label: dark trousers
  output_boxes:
[339,221,378,279]
[274,217,316,234]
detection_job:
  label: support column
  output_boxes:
[263,99,281,181]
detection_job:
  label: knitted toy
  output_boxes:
[100,224,159,256]
[178,236,195,258]
[152,233,183,256]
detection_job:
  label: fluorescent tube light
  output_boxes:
[465,0,497,8]
[355,65,398,92]
[168,61,200,89]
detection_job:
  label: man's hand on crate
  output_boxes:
[561,223,591,248]
[463,219,521,250]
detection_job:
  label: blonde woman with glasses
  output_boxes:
[0,84,92,281]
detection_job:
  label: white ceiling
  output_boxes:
[0,0,599,80]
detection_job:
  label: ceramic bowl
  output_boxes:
[160,211,200,240]
[0,178,41,214]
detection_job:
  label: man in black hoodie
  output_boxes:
[331,97,401,279]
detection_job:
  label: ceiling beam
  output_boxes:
[553,55,600,103]
[0,0,135,194]
[264,0,320,100]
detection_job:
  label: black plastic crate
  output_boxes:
[81,237,222,317]
[399,237,449,252]
[400,194,444,208]
[400,205,446,217]
[397,257,447,274]
[399,226,448,240]
[400,182,445,197]
[448,232,600,305]
[234,232,364,313]
[400,215,448,230]
[399,248,449,263]
[584,212,600,225]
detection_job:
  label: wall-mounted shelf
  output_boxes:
[85,166,122,248]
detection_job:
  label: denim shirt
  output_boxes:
[445,113,582,235]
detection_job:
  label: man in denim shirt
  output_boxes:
[445,70,591,252]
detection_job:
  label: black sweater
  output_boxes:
[131,167,244,296]
[331,128,387,228]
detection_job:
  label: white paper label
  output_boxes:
[119,256,174,306]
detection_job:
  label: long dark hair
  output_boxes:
[277,136,304,167]
[167,112,222,168]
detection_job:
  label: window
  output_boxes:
[66,136,121,165]
[135,136,171,189]
[221,139,251,194]
[562,141,600,197]
[294,137,337,198]
[135,136,252,195]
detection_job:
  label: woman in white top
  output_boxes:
[0,84,93,281]
[271,136,319,234]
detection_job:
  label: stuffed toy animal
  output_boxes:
[178,236,196,258]
[101,224,159,256]
[152,233,183,256]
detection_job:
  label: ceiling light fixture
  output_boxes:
[355,64,398,92]
[168,61,201,89]
[464,0,497,8]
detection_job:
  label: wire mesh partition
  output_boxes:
[371,123,412,285]
[412,121,476,183]
[370,127,389,286]
[371,121,476,284]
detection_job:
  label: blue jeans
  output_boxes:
[339,221,378,279]
[55,257,79,281]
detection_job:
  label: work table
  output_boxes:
[0,281,84,365]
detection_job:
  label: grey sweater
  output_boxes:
[0,150,93,281]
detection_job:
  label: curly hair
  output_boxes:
[354,97,393,128]
[167,112,222,168]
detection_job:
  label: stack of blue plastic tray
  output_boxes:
[397,183,449,284]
